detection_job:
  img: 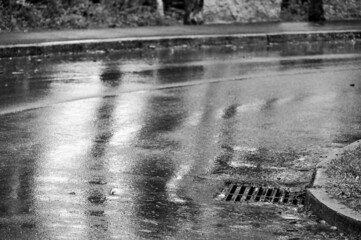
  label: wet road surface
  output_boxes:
[1,42,361,239]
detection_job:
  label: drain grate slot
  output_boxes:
[273,189,281,203]
[254,187,263,201]
[246,186,255,201]
[223,184,305,206]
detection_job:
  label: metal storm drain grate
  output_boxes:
[223,184,305,206]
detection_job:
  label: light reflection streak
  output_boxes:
[109,93,146,148]
[105,92,148,237]
[33,98,101,239]
[47,61,103,101]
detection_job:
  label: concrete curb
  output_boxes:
[306,140,361,236]
[0,30,360,58]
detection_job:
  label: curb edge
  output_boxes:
[0,30,360,58]
[306,140,361,236]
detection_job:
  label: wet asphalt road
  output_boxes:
[1,42,361,239]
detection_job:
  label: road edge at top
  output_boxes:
[306,140,361,236]
[0,30,361,58]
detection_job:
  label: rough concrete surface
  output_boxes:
[203,0,282,23]
[307,140,361,236]
[324,0,361,20]
[203,0,361,23]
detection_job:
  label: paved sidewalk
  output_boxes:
[0,20,361,58]
[0,20,361,46]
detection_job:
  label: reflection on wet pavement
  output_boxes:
[0,42,361,239]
